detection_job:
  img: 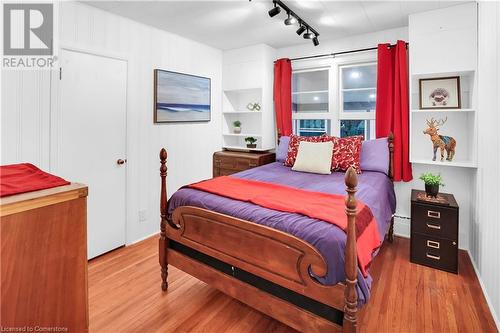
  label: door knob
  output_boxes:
[117,159,127,165]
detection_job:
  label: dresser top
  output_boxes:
[0,183,88,217]
[215,150,275,159]
[411,189,458,208]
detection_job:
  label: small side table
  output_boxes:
[410,189,459,273]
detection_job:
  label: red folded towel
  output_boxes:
[0,163,70,197]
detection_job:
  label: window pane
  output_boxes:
[341,64,377,90]
[292,70,328,93]
[292,92,328,113]
[294,119,331,137]
[343,89,376,112]
[340,120,375,139]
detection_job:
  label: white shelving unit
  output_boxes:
[221,45,276,151]
[409,3,478,169]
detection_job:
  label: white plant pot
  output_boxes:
[233,127,242,134]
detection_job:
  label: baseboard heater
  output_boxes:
[169,240,344,326]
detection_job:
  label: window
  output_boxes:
[294,119,331,137]
[291,54,377,140]
[292,69,329,113]
[339,63,377,139]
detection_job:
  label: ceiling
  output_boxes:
[85,1,465,50]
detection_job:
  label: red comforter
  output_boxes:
[189,176,381,277]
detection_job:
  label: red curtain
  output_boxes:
[274,58,293,136]
[376,40,413,182]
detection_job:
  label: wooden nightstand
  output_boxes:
[410,190,459,274]
[213,150,276,177]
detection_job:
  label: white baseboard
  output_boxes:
[467,250,500,331]
[127,231,158,246]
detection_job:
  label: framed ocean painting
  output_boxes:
[154,69,211,123]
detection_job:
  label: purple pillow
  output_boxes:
[276,136,290,162]
[360,137,389,175]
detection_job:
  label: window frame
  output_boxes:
[290,51,377,138]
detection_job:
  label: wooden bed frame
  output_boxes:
[159,133,394,333]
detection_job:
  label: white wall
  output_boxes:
[1,2,223,244]
[471,1,500,327]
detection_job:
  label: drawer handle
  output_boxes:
[427,240,440,249]
[426,223,441,230]
[426,253,440,260]
[427,210,441,219]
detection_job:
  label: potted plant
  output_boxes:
[233,120,242,134]
[419,173,444,197]
[245,137,257,149]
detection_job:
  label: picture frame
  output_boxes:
[154,69,211,123]
[419,76,461,110]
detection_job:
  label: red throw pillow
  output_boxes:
[329,135,363,173]
[284,134,324,167]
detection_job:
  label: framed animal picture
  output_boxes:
[154,69,211,123]
[419,76,461,109]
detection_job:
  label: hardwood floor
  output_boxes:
[89,236,498,333]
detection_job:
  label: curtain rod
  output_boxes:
[284,42,409,62]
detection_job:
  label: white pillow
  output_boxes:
[291,141,333,175]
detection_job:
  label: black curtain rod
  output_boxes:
[286,42,409,62]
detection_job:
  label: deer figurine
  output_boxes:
[423,117,456,162]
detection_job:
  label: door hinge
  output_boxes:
[59,67,62,80]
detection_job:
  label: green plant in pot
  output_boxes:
[233,120,242,134]
[419,173,445,197]
[245,136,257,149]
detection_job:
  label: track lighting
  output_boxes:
[268,2,281,17]
[268,1,320,46]
[296,25,306,35]
[303,29,313,39]
[284,12,297,25]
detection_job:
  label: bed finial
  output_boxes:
[344,166,358,333]
[159,148,169,291]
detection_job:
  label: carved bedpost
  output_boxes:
[387,132,395,243]
[343,167,358,333]
[388,132,394,180]
[159,148,169,291]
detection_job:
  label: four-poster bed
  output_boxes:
[158,133,394,333]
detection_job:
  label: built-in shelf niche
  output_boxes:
[410,71,475,110]
[411,110,476,168]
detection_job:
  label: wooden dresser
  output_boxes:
[410,189,459,274]
[1,183,89,332]
[213,150,276,177]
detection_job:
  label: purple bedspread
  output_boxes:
[168,162,396,305]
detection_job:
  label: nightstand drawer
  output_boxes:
[411,233,458,273]
[411,203,458,239]
[214,157,237,170]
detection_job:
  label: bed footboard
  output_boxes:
[158,148,359,333]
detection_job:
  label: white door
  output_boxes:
[58,49,127,259]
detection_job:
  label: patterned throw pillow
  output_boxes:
[284,134,324,167]
[329,135,363,173]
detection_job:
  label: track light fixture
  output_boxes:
[296,24,306,36]
[268,2,281,17]
[284,12,297,25]
[267,0,320,46]
[303,28,313,39]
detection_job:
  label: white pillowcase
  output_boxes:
[291,141,333,175]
